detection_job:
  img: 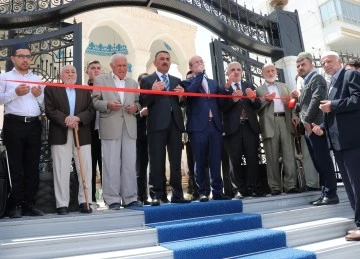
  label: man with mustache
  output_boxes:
[257,64,298,195]
[294,52,338,206]
[0,43,44,218]
[45,65,94,215]
[140,51,189,206]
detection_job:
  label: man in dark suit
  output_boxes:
[136,73,150,205]
[45,65,94,215]
[86,60,102,207]
[139,50,189,206]
[313,51,360,241]
[295,52,338,206]
[221,62,263,199]
[182,55,230,202]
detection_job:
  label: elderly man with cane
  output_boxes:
[45,65,94,215]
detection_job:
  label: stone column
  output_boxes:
[130,50,151,82]
[275,56,298,89]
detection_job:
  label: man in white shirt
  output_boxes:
[0,43,44,218]
[93,54,142,209]
[257,64,299,195]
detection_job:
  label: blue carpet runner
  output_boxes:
[132,200,316,259]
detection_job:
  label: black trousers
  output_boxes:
[91,129,102,202]
[224,122,260,194]
[136,137,149,202]
[3,116,42,205]
[221,144,233,197]
[148,116,183,200]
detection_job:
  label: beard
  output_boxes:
[265,76,276,83]
[64,79,76,85]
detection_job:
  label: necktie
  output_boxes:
[328,77,336,97]
[234,82,241,91]
[234,82,247,119]
[161,74,169,91]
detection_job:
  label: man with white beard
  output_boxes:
[256,64,299,195]
[45,65,94,215]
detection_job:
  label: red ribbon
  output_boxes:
[5,79,296,108]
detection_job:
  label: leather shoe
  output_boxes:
[199,194,209,202]
[309,195,324,205]
[161,197,170,203]
[233,192,243,200]
[212,193,231,200]
[171,197,191,203]
[8,204,23,218]
[124,201,143,208]
[143,200,151,206]
[57,207,68,215]
[312,195,339,206]
[79,203,92,213]
[252,191,266,197]
[192,194,200,201]
[271,190,281,196]
[151,198,160,206]
[22,202,44,216]
[108,203,121,210]
[345,230,360,241]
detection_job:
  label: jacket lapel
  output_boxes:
[58,86,70,114]
[329,69,345,100]
[108,73,121,103]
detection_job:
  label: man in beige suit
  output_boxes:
[257,64,298,195]
[93,54,142,209]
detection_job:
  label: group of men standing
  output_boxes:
[1,43,360,242]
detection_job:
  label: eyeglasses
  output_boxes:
[13,54,32,60]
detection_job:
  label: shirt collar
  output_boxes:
[156,71,168,79]
[331,68,342,82]
[111,72,125,81]
[12,67,32,76]
[303,69,317,83]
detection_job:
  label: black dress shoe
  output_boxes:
[143,200,151,206]
[124,200,143,208]
[192,194,200,201]
[79,203,92,213]
[57,207,68,215]
[22,202,44,216]
[171,197,191,203]
[199,194,209,202]
[271,190,281,196]
[108,202,121,210]
[286,188,300,194]
[151,198,160,206]
[233,192,243,200]
[8,204,22,218]
[212,193,231,200]
[309,195,324,205]
[161,197,170,203]
[251,191,266,197]
[312,195,339,206]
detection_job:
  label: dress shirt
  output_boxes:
[328,68,342,95]
[265,82,284,113]
[0,68,43,116]
[112,72,125,103]
[65,87,76,116]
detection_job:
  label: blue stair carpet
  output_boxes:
[235,247,316,259]
[132,200,316,259]
[149,213,262,242]
[132,200,243,224]
[161,229,286,259]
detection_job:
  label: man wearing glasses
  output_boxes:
[0,43,44,218]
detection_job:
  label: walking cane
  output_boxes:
[73,128,90,210]
[294,124,306,192]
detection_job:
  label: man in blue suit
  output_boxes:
[313,51,360,241]
[181,55,230,202]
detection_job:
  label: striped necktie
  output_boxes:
[161,74,169,91]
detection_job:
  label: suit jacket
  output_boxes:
[220,81,261,136]
[92,73,140,140]
[256,82,294,139]
[44,86,94,146]
[325,69,360,151]
[182,72,223,132]
[139,72,185,133]
[298,72,327,125]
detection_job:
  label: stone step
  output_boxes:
[0,209,144,240]
[275,217,355,247]
[297,237,360,259]
[0,227,158,259]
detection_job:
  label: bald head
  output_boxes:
[189,55,205,74]
[321,51,342,76]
